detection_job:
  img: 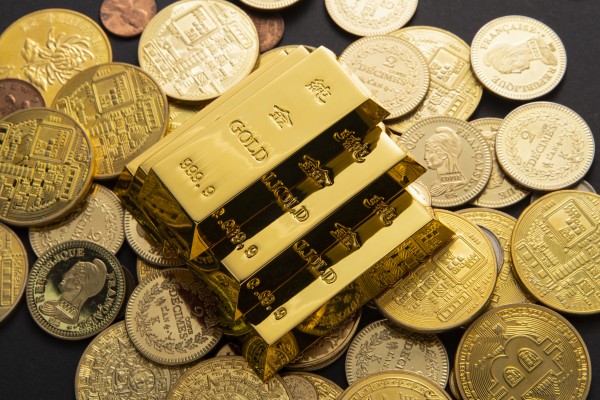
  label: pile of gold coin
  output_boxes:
[0,0,598,399]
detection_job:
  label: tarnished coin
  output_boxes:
[340,371,452,400]
[100,0,157,38]
[387,26,483,134]
[248,11,285,53]
[125,268,222,365]
[456,208,532,309]
[340,35,429,119]
[124,211,185,267]
[136,257,165,283]
[471,15,567,100]
[0,78,45,118]
[345,319,449,387]
[456,304,591,400]
[530,179,596,204]
[325,0,417,36]
[75,321,189,400]
[469,118,530,208]
[0,9,112,104]
[29,184,124,257]
[53,62,168,179]
[496,102,595,191]
[282,373,319,399]
[0,223,28,324]
[376,210,497,332]
[166,103,202,136]
[477,225,504,274]
[512,190,600,314]
[166,356,291,400]
[139,0,259,102]
[398,116,492,208]
[26,240,125,339]
[240,0,300,10]
[0,108,94,227]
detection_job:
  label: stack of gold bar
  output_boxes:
[115,45,454,379]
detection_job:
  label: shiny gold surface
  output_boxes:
[165,103,202,136]
[339,371,452,400]
[0,222,28,324]
[135,257,163,283]
[241,0,301,10]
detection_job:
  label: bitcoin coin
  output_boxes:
[139,0,259,102]
[471,15,567,100]
[339,371,452,400]
[0,222,28,324]
[512,190,600,314]
[387,26,483,134]
[345,319,449,387]
[29,184,124,256]
[340,35,429,119]
[456,304,591,400]
[0,108,94,227]
[0,78,45,118]
[26,240,125,339]
[376,210,497,332]
[0,9,112,104]
[100,0,157,38]
[398,116,492,208]
[496,102,594,191]
[530,179,596,204]
[469,118,530,208]
[53,62,168,179]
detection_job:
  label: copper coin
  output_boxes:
[100,0,157,38]
[0,78,44,118]
[248,11,285,53]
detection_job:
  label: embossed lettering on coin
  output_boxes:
[339,371,452,400]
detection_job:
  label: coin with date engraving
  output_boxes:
[26,240,125,340]
[0,78,44,118]
[325,0,417,36]
[0,223,28,324]
[340,371,452,400]
[100,0,157,38]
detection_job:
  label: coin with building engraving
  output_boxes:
[496,102,595,191]
[247,11,285,52]
[0,9,112,104]
[340,35,429,119]
[0,222,28,324]
[530,179,596,204]
[325,0,417,36]
[456,304,591,400]
[376,210,497,332]
[53,62,168,179]
[139,0,259,102]
[398,116,492,207]
[26,240,125,339]
[345,319,448,387]
[340,371,452,400]
[387,26,483,134]
[166,356,291,400]
[0,78,45,118]
[456,208,532,310]
[125,268,223,365]
[75,321,189,400]
[471,15,567,100]
[100,0,157,38]
[469,118,530,208]
[0,108,94,227]
[512,190,600,314]
[29,184,124,256]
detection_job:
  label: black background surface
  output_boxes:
[1,0,599,398]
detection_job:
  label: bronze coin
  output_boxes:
[0,78,45,118]
[100,0,157,38]
[248,11,285,53]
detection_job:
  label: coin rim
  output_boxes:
[0,222,28,324]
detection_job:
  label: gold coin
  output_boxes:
[125,268,223,365]
[75,321,189,400]
[26,240,126,339]
[495,102,595,191]
[0,108,94,227]
[0,222,28,324]
[240,0,300,10]
[53,62,168,179]
[139,0,259,102]
[456,208,532,309]
[301,372,343,400]
[166,356,291,399]
[448,368,462,400]
[345,319,449,387]
[166,103,202,136]
[29,184,124,257]
[325,0,417,36]
[471,15,567,100]
[469,118,530,208]
[512,190,600,314]
[135,257,165,283]
[455,304,591,400]
[387,26,483,134]
[530,179,596,204]
[375,210,497,333]
[398,116,492,208]
[0,9,112,104]
[339,371,452,400]
[340,35,429,119]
